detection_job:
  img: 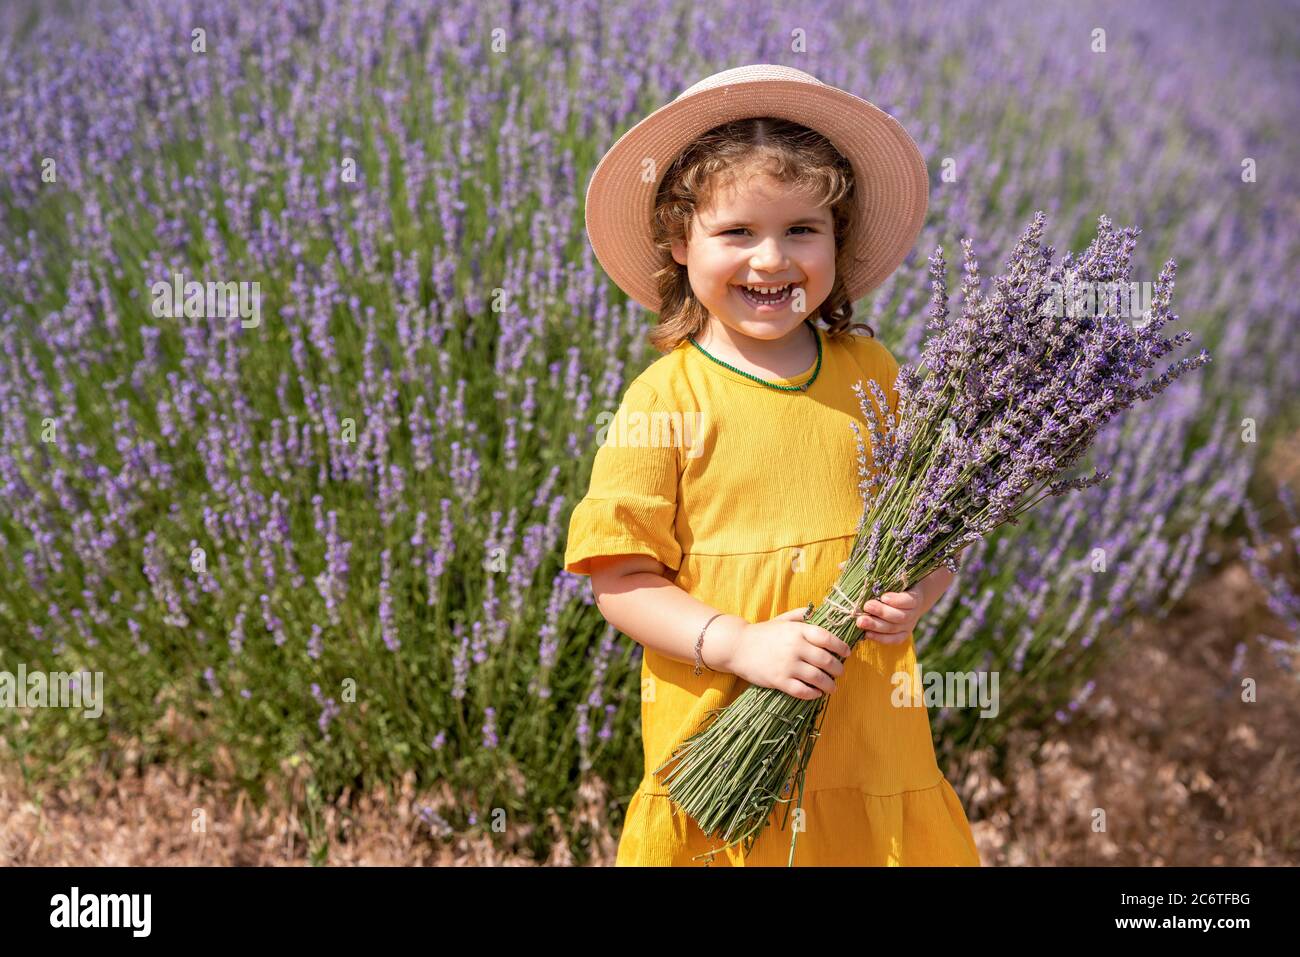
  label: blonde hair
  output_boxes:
[646,117,874,354]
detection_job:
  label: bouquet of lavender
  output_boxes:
[653,212,1212,866]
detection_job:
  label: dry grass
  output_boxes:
[0,756,624,865]
[962,560,1300,865]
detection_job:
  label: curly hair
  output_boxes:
[645,117,875,354]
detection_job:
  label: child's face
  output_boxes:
[670,170,836,343]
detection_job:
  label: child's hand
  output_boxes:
[726,607,853,701]
[854,567,955,644]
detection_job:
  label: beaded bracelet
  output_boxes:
[694,612,725,676]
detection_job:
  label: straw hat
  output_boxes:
[584,63,930,314]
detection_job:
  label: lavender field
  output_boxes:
[1,0,1297,864]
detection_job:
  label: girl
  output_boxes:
[565,64,981,866]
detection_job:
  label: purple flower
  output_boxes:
[378,548,400,652]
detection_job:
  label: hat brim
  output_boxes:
[585,77,930,314]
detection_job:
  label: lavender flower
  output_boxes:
[378,548,400,652]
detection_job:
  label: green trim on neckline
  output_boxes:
[686,320,823,392]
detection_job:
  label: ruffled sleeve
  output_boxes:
[563,379,683,577]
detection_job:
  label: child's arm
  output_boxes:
[589,553,853,700]
[588,553,748,671]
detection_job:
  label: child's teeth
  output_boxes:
[741,283,792,304]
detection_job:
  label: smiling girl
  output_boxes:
[565,65,980,867]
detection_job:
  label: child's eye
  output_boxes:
[721,226,817,236]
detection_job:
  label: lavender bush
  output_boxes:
[0,0,1295,863]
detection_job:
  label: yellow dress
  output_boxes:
[563,323,981,867]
